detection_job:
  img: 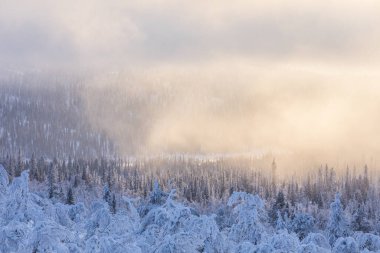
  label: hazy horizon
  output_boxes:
[1,0,380,169]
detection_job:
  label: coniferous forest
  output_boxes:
[1,75,380,252]
[2,0,380,252]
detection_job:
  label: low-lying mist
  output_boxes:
[80,61,380,171]
[2,0,380,173]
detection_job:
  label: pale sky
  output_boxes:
[2,0,380,167]
[1,0,379,68]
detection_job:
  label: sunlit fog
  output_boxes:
[1,0,380,170]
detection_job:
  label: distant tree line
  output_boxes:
[1,152,378,230]
[0,76,116,158]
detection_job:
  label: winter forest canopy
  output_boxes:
[2,0,380,252]
[1,73,380,253]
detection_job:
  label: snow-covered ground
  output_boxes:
[1,165,380,253]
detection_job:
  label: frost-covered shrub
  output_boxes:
[154,234,199,253]
[107,214,139,241]
[86,202,112,237]
[302,233,330,250]
[121,196,140,223]
[155,233,212,253]
[215,205,234,230]
[314,209,329,231]
[291,212,315,239]
[85,235,142,253]
[235,241,256,253]
[68,202,86,222]
[228,192,267,245]
[0,220,31,252]
[265,230,300,252]
[333,237,359,253]
[3,170,30,222]
[254,243,274,253]
[27,193,52,221]
[26,220,74,253]
[140,190,189,242]
[55,203,72,227]
[298,243,330,253]
[354,232,380,252]
[185,214,225,253]
[140,189,227,252]
[143,189,192,233]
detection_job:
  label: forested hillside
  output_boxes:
[0,74,116,158]
[2,76,380,253]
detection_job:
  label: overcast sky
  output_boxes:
[2,0,380,166]
[1,0,380,69]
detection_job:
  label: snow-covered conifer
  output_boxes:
[327,193,349,245]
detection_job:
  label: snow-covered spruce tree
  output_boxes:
[228,192,267,245]
[276,210,287,231]
[327,193,349,245]
[290,212,315,240]
[149,179,167,205]
[270,190,286,224]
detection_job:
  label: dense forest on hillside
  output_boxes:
[2,75,380,252]
[0,74,116,158]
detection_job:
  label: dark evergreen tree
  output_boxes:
[271,158,277,196]
[29,152,37,181]
[270,190,286,223]
[103,184,111,204]
[351,204,371,233]
[15,148,23,177]
[82,165,88,184]
[66,187,75,205]
[110,194,116,214]
[37,156,45,182]
[48,163,55,199]
[149,180,166,205]
[291,212,315,240]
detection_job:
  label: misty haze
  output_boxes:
[1,1,380,252]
